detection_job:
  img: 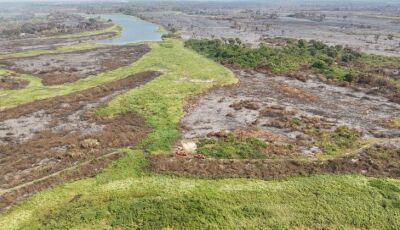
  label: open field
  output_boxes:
[0,38,399,230]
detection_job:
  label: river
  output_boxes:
[89,14,165,45]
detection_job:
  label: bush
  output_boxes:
[341,48,361,62]
[312,60,328,70]
[197,134,268,159]
[343,73,354,82]
[318,126,362,155]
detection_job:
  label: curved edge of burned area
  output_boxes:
[147,139,400,180]
[0,44,152,86]
[0,70,161,121]
[0,71,162,211]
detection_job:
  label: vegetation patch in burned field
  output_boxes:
[197,133,268,159]
[317,126,363,156]
[392,117,400,128]
[0,44,150,85]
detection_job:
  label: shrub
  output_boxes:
[311,60,328,70]
[343,73,354,82]
[341,48,361,62]
[318,126,362,155]
[197,134,268,159]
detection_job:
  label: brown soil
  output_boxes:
[148,139,400,179]
[0,75,29,90]
[0,71,160,210]
[0,32,116,55]
[0,44,150,85]
[0,152,120,211]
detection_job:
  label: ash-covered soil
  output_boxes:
[145,9,400,56]
[181,69,400,155]
[0,71,160,210]
[0,44,150,85]
[0,32,115,54]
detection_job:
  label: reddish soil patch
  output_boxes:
[0,44,150,85]
[148,139,400,179]
[0,75,29,90]
[0,71,160,210]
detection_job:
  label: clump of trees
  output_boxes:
[185,37,400,97]
[185,38,362,75]
[185,38,304,71]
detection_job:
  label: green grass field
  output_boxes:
[1,39,400,229]
[53,24,122,39]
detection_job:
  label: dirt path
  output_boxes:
[0,150,121,211]
[0,151,120,197]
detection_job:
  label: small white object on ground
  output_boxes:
[181,140,197,153]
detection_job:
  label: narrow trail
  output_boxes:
[2,138,399,200]
[0,150,120,197]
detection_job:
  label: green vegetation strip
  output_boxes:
[0,40,189,109]
[393,117,400,127]
[52,24,122,39]
[0,42,106,61]
[1,39,400,229]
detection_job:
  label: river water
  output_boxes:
[90,14,165,45]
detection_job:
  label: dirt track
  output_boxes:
[149,138,400,179]
[0,44,150,85]
[0,71,160,210]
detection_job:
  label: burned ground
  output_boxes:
[0,13,111,39]
[0,32,116,54]
[144,5,400,57]
[0,71,161,210]
[0,74,29,90]
[0,44,150,85]
[147,62,400,181]
[181,69,400,156]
